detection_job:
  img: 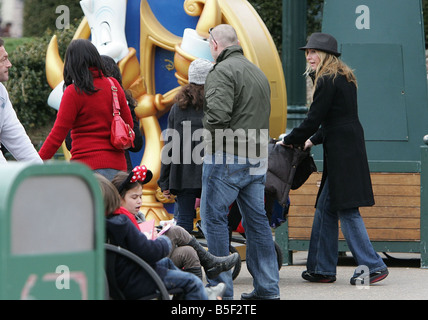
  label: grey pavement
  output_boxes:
[232,251,428,300]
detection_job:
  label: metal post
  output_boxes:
[282,0,308,132]
[275,0,309,264]
[420,142,428,268]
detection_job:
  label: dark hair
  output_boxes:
[101,55,122,83]
[174,83,204,111]
[111,171,141,199]
[101,55,137,108]
[0,38,4,47]
[63,39,107,95]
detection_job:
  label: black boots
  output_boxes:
[184,267,203,280]
[187,236,239,279]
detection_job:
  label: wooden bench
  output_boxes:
[288,172,421,242]
[274,146,428,268]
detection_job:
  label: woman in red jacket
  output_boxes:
[39,39,133,180]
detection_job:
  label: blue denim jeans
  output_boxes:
[94,168,121,181]
[200,153,280,299]
[307,177,387,276]
[175,188,201,233]
[158,257,208,300]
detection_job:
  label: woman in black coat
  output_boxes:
[280,33,388,285]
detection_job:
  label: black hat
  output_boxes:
[299,33,341,57]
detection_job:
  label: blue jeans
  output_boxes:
[158,257,208,300]
[94,168,121,181]
[175,188,201,233]
[307,178,386,276]
[200,153,280,299]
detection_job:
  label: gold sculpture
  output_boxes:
[45,0,287,225]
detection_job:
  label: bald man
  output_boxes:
[200,24,280,300]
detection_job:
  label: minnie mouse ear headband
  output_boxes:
[118,165,153,193]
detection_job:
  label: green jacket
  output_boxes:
[203,45,271,158]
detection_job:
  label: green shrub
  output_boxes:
[23,0,84,37]
[6,39,55,130]
[3,38,35,53]
[4,19,81,132]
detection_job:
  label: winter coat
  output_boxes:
[203,45,271,157]
[39,70,133,171]
[283,74,374,211]
[106,214,172,299]
[158,103,204,194]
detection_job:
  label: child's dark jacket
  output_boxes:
[106,214,172,299]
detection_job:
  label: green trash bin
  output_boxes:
[0,162,105,300]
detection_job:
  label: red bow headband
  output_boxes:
[130,165,149,183]
[118,165,153,193]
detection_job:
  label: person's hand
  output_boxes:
[304,139,313,150]
[276,140,293,148]
[163,189,172,199]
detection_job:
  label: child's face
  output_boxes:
[121,184,143,215]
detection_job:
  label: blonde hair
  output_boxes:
[306,50,357,95]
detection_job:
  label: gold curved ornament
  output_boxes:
[185,0,222,39]
[45,36,63,89]
[218,0,287,138]
[45,0,287,225]
[73,17,91,40]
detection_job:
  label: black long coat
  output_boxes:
[283,74,374,211]
[158,103,204,194]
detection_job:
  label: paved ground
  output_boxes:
[232,251,428,300]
